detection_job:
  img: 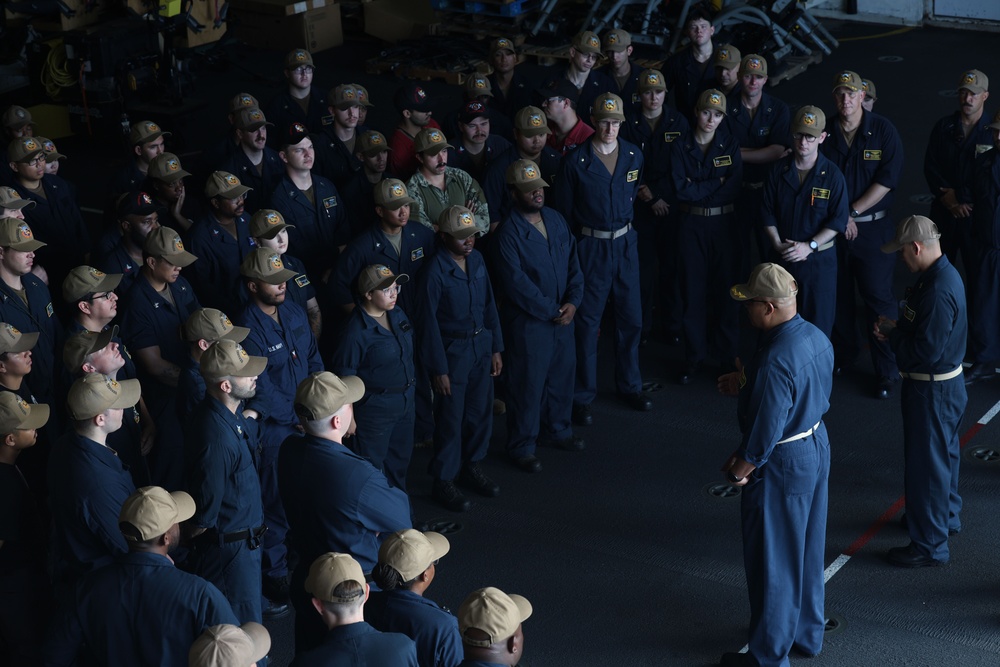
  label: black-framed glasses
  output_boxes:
[792,133,818,143]
[292,65,315,75]
[88,292,115,301]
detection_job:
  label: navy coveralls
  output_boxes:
[330,223,436,437]
[416,246,503,482]
[289,622,419,667]
[737,314,833,667]
[185,394,266,625]
[264,86,329,148]
[312,126,363,191]
[185,213,256,315]
[270,172,349,280]
[488,70,533,121]
[331,306,417,492]
[888,255,967,563]
[543,67,616,128]
[552,138,644,405]
[447,135,512,184]
[760,153,848,338]
[481,145,562,231]
[238,298,323,581]
[662,48,718,121]
[623,107,689,337]
[366,589,463,667]
[968,145,1000,363]
[16,174,92,290]
[44,551,239,667]
[0,274,58,404]
[494,207,583,459]
[924,110,994,268]
[218,146,285,215]
[120,272,200,489]
[278,433,411,652]
[726,92,790,274]
[670,129,743,365]
[822,111,903,379]
[47,431,135,589]
[95,240,142,298]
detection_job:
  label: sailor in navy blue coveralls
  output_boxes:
[821,71,903,393]
[237,248,324,590]
[415,206,503,508]
[331,265,417,492]
[551,93,650,419]
[494,161,584,468]
[967,124,1000,373]
[670,89,742,378]
[720,263,833,667]
[761,106,848,339]
[876,217,967,567]
[185,392,267,626]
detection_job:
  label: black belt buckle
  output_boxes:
[248,526,267,550]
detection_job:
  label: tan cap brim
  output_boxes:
[222,324,251,342]
[8,330,39,353]
[236,355,268,378]
[156,169,192,183]
[11,239,46,251]
[110,378,142,409]
[509,594,533,623]
[164,250,197,268]
[241,622,272,663]
[342,375,366,404]
[424,531,451,561]
[260,267,298,285]
[19,402,50,430]
[170,490,196,523]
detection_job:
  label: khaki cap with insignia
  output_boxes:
[63,327,118,372]
[696,89,728,115]
[374,179,415,210]
[228,93,260,115]
[958,69,988,95]
[513,106,551,137]
[603,28,631,52]
[241,247,297,285]
[200,339,267,378]
[413,128,453,155]
[437,205,479,239]
[592,92,626,121]
[249,209,295,240]
[881,215,943,253]
[832,70,863,93]
[182,308,250,343]
[66,373,141,421]
[0,392,49,434]
[2,105,35,130]
[284,48,313,69]
[0,322,38,355]
[63,266,122,302]
[505,159,549,193]
[233,107,272,132]
[38,137,66,162]
[571,31,602,55]
[0,218,45,251]
[143,226,197,267]
[730,263,798,301]
[356,131,391,158]
[379,529,450,581]
[637,69,667,93]
[357,263,409,296]
[740,54,768,78]
[147,153,190,183]
[204,171,252,199]
[129,120,170,147]
[8,137,44,164]
[714,44,741,70]
[791,105,826,137]
[0,186,35,211]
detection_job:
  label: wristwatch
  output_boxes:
[808,240,819,252]
[727,471,745,483]
[850,208,861,218]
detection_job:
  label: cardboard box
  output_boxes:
[234,2,342,53]
[364,0,437,43]
[177,0,229,48]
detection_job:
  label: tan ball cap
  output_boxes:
[66,373,141,421]
[144,226,197,267]
[305,552,367,603]
[0,392,49,434]
[200,339,267,378]
[182,308,250,343]
[881,215,943,253]
[294,371,365,421]
[118,486,196,541]
[458,587,533,647]
[730,263,798,301]
[378,529,450,581]
[189,623,271,667]
[62,266,122,303]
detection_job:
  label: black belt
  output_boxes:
[368,381,414,395]
[678,204,735,216]
[218,525,267,549]
[852,210,887,222]
[442,328,484,339]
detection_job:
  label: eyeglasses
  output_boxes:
[541,97,565,106]
[380,285,401,296]
[792,133,818,143]
[88,292,115,301]
[292,65,315,75]
[25,156,46,167]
